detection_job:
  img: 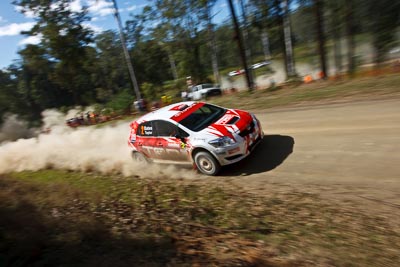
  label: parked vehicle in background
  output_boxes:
[188,84,222,100]
[228,69,245,77]
[251,61,271,69]
[128,101,264,175]
[228,61,271,77]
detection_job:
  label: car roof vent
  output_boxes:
[179,104,189,111]
[227,116,239,124]
[169,104,189,111]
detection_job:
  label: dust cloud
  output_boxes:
[0,114,38,143]
[0,110,199,179]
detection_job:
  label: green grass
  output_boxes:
[1,170,400,266]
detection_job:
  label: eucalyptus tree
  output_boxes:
[152,0,210,83]
[326,0,344,75]
[227,0,254,90]
[314,0,327,78]
[110,0,141,100]
[213,23,238,69]
[201,0,221,85]
[248,0,297,79]
[295,0,327,78]
[13,0,95,105]
[248,0,273,61]
[344,0,356,75]
[366,0,400,66]
[17,45,59,110]
[124,9,176,90]
[0,69,20,122]
[92,31,129,101]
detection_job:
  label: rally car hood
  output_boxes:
[198,109,253,140]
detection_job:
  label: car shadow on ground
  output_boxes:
[219,135,295,176]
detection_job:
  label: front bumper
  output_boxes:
[213,129,263,166]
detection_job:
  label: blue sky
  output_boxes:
[0,0,230,70]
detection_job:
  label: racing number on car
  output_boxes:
[140,125,153,136]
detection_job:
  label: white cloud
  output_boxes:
[126,4,145,12]
[69,0,83,12]
[97,7,115,16]
[82,22,103,33]
[64,0,116,16]
[14,6,38,19]
[18,34,42,46]
[87,0,114,17]
[0,22,35,37]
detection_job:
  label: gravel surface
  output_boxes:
[210,98,400,224]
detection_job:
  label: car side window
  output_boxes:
[177,127,189,138]
[136,121,154,136]
[153,120,188,137]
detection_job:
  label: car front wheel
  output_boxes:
[132,151,149,164]
[194,151,221,176]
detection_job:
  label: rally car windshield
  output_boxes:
[179,104,226,132]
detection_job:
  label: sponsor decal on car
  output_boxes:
[215,114,235,125]
[228,147,240,155]
[141,125,153,135]
[171,102,203,122]
[207,124,234,139]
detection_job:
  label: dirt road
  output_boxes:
[213,98,400,221]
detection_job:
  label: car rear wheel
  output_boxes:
[132,151,149,164]
[194,151,221,176]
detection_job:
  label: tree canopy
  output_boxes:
[1,0,398,124]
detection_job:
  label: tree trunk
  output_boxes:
[112,0,141,100]
[261,30,271,61]
[330,2,342,76]
[315,0,328,79]
[239,0,255,86]
[227,0,254,91]
[345,0,356,76]
[206,2,221,85]
[282,0,296,79]
[167,47,178,81]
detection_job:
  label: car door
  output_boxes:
[135,121,157,158]
[192,85,201,100]
[152,120,190,162]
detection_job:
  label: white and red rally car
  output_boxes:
[128,101,263,175]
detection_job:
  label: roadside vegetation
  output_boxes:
[1,0,399,124]
[1,170,399,266]
[211,73,400,111]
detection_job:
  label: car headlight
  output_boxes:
[208,136,236,148]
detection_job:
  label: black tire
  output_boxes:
[194,151,221,176]
[132,151,149,164]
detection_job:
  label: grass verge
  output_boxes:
[209,73,400,111]
[1,170,399,266]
